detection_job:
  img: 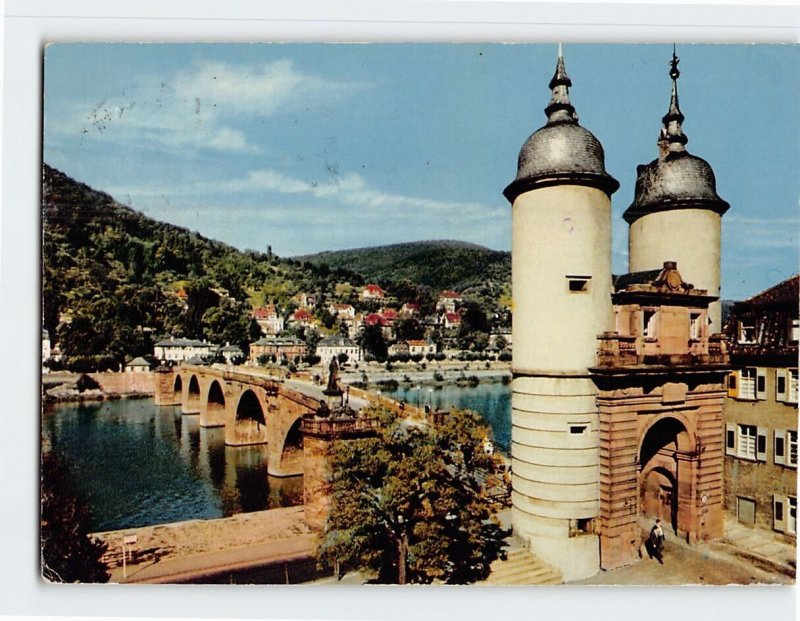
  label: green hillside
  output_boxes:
[295,240,511,293]
[41,164,353,370]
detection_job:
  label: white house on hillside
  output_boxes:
[317,336,362,366]
[154,338,216,363]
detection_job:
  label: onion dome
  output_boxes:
[504,48,619,204]
[624,49,729,224]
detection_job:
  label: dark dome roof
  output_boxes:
[624,151,729,223]
[504,55,618,203]
[624,50,729,224]
[518,122,610,179]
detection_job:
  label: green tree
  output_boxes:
[359,324,388,362]
[317,407,508,584]
[41,452,109,583]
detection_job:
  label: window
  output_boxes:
[791,319,799,343]
[774,430,797,468]
[643,310,657,338]
[790,369,798,403]
[570,425,587,435]
[756,368,767,400]
[726,424,736,456]
[567,275,590,293]
[738,425,757,460]
[775,430,786,466]
[774,495,798,535]
[739,368,757,400]
[777,370,787,401]
[738,320,757,344]
[690,313,702,340]
[736,425,767,461]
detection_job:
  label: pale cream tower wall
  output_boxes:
[505,51,618,582]
[629,208,722,331]
[511,185,612,581]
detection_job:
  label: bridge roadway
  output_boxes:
[155,364,404,477]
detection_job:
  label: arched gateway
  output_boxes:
[591,264,729,571]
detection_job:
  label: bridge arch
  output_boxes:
[227,389,269,446]
[207,380,226,411]
[183,374,202,414]
[188,375,201,399]
[236,389,266,425]
[278,416,305,474]
[173,375,183,397]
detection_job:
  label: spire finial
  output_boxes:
[660,45,688,153]
[545,44,577,125]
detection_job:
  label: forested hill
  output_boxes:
[295,241,511,292]
[41,164,353,369]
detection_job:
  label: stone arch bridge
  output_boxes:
[154,366,321,477]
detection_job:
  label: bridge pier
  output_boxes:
[301,416,379,531]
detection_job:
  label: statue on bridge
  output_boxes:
[316,357,354,420]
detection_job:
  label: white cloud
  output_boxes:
[46,59,364,155]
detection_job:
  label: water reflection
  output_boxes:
[383,381,511,451]
[42,399,302,532]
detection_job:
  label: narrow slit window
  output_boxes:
[570,425,587,435]
[566,275,591,293]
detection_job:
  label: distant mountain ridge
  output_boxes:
[295,240,511,292]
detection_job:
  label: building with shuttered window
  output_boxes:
[723,275,798,537]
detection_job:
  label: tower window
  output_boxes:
[570,425,587,435]
[643,310,657,337]
[566,275,591,293]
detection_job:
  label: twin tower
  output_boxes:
[504,50,729,580]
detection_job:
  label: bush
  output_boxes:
[498,351,512,362]
[433,371,444,382]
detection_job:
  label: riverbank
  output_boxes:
[93,506,317,584]
[42,370,155,403]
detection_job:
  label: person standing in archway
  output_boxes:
[649,519,666,564]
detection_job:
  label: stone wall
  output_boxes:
[89,371,155,396]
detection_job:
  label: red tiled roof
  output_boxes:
[364,313,390,326]
[444,312,461,324]
[292,309,314,321]
[440,290,460,298]
[364,284,385,295]
[253,305,277,319]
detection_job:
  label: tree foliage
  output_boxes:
[41,452,109,583]
[317,407,508,584]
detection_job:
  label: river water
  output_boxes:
[42,399,303,532]
[43,381,511,532]
[381,381,512,451]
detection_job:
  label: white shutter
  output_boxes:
[756,368,767,400]
[757,427,768,462]
[776,369,788,402]
[773,495,787,533]
[726,423,736,456]
[774,429,786,466]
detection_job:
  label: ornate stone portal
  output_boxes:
[591,263,728,570]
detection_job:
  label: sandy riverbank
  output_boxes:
[93,505,316,584]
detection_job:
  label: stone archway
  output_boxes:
[183,375,201,414]
[228,389,268,446]
[200,379,227,427]
[277,417,304,476]
[638,416,693,535]
[173,374,183,399]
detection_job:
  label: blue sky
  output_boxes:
[43,43,798,300]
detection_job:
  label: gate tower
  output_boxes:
[503,49,618,581]
[624,50,730,332]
